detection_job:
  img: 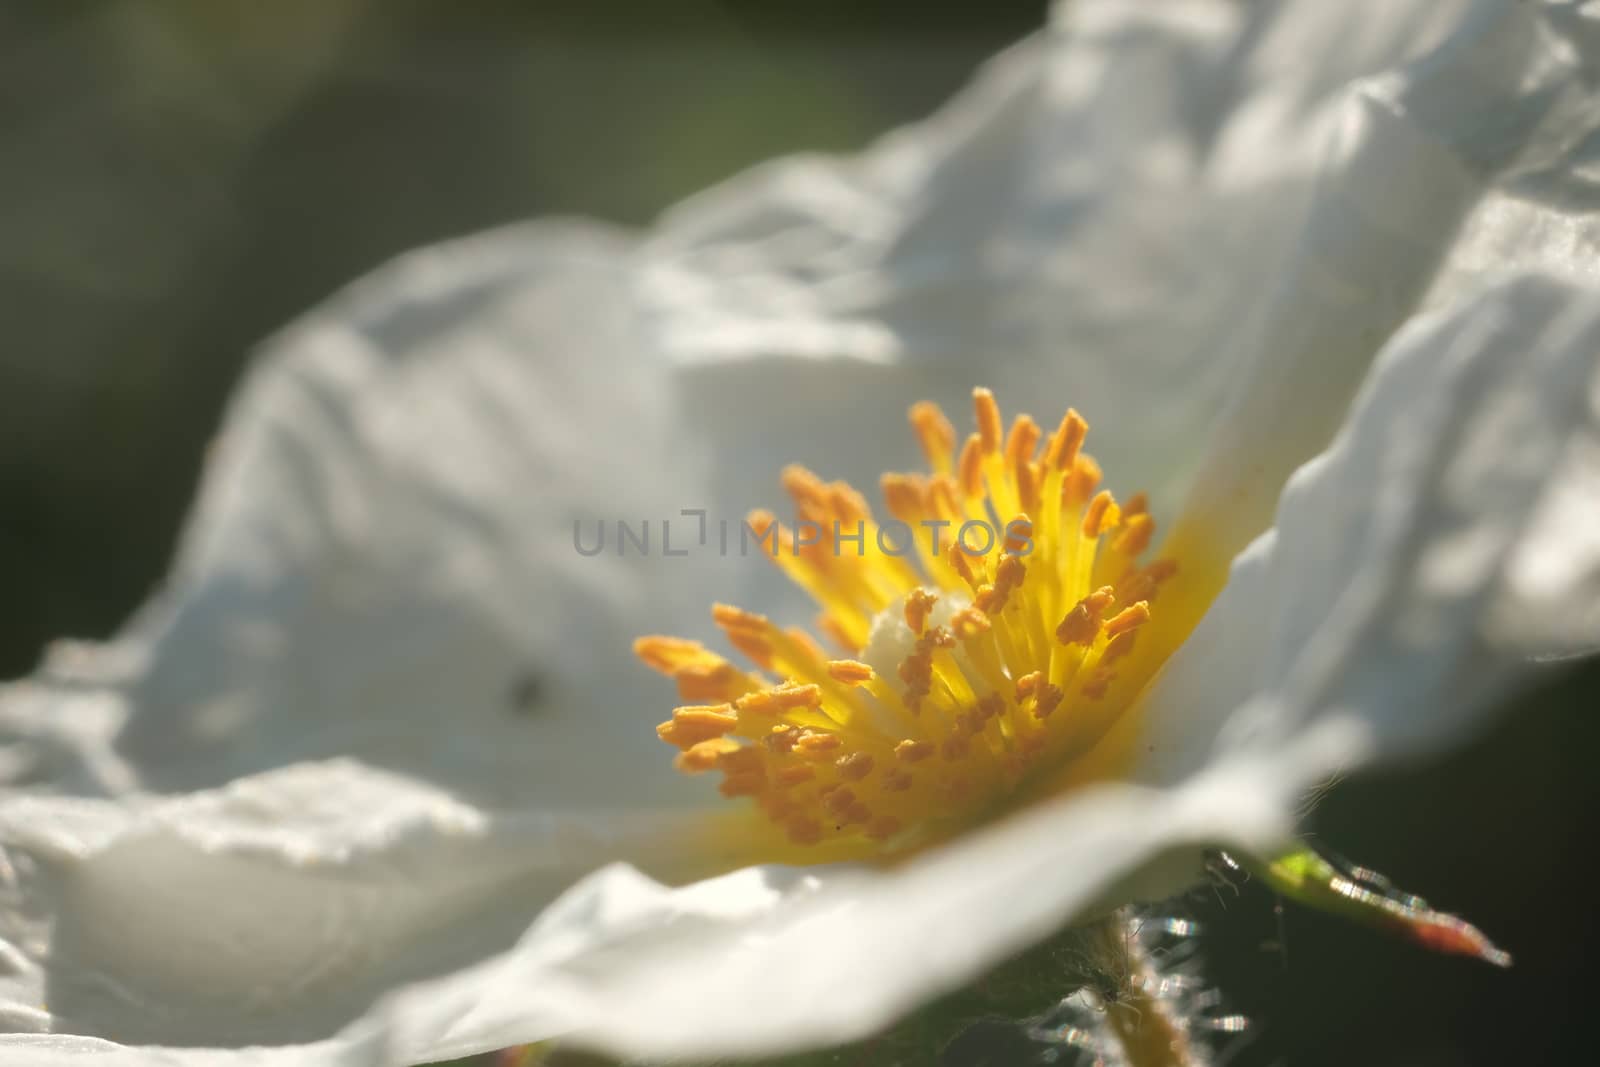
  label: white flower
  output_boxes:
[3,1,1599,1063]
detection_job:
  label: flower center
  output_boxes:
[636,389,1181,859]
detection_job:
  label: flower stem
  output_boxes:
[1085,916,1196,1067]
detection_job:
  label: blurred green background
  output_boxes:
[1,3,1593,1065]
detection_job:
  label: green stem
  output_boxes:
[1251,846,1511,967]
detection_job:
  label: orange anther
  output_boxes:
[1082,490,1121,539]
[1032,682,1064,721]
[1065,454,1103,504]
[633,635,707,674]
[881,473,929,523]
[656,704,739,749]
[895,739,935,763]
[973,388,1003,455]
[1016,460,1040,514]
[905,588,939,634]
[836,752,876,781]
[1056,587,1115,646]
[830,483,870,525]
[1003,516,1033,555]
[675,738,741,774]
[735,690,786,717]
[780,465,826,511]
[712,603,768,631]
[1004,415,1041,470]
[1104,602,1150,638]
[995,554,1026,591]
[1149,559,1180,581]
[672,660,747,701]
[951,607,991,640]
[771,682,823,708]
[1045,409,1088,471]
[794,732,844,759]
[725,630,774,669]
[742,511,779,557]
[1101,630,1139,665]
[910,401,957,471]
[821,786,856,816]
[1112,513,1155,557]
[1120,559,1179,603]
[958,434,984,498]
[718,746,765,776]
[765,724,802,754]
[930,476,963,521]
[776,765,816,788]
[1056,604,1094,646]
[827,659,875,685]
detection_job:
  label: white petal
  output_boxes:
[1168,0,1600,557]
[363,757,1304,1063]
[1486,418,1600,657]
[0,221,781,811]
[642,0,1600,532]
[5,3,1600,1065]
[1422,6,1600,305]
[1139,273,1600,787]
[0,760,759,1059]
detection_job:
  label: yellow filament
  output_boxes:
[636,389,1189,860]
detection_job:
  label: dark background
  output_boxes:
[1,4,1592,1065]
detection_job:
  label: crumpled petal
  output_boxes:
[644,0,1599,533]
[1139,272,1600,787]
[369,757,1302,1063]
[1165,0,1600,557]
[375,273,1600,1065]
[4,0,1593,803]
[0,760,763,1056]
[1,221,722,808]
[2,1,1599,1065]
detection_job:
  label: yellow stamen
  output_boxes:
[639,391,1191,859]
[910,401,957,475]
[1104,602,1150,638]
[974,388,1003,455]
[958,434,984,499]
[827,659,875,685]
[1056,587,1115,646]
[1046,409,1088,471]
[1082,490,1121,539]
[657,704,739,749]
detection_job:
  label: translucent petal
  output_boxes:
[3,2,1599,1064]
[0,760,753,1053]
[1138,273,1600,787]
